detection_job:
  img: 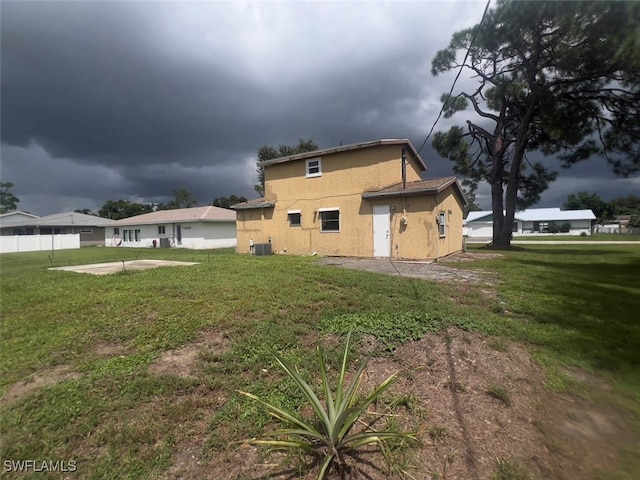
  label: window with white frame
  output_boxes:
[288,211,301,227]
[438,212,447,237]
[123,229,141,242]
[158,225,166,235]
[320,209,340,232]
[114,227,120,235]
[306,157,322,178]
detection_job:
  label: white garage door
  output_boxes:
[467,222,493,237]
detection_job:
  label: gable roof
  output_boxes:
[10,211,114,227]
[465,208,596,223]
[362,176,465,203]
[112,206,235,225]
[0,211,39,224]
[257,138,427,172]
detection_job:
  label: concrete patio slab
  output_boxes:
[49,259,199,275]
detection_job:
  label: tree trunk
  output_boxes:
[495,92,539,248]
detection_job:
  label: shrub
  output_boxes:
[237,329,416,479]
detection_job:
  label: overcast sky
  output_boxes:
[2,0,638,216]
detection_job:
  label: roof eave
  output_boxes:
[113,217,235,225]
[362,187,441,199]
[231,202,276,210]
[258,139,427,171]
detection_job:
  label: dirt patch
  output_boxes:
[148,328,232,377]
[1,364,81,405]
[167,330,634,480]
[93,342,129,357]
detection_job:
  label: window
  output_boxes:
[80,228,93,234]
[158,225,166,235]
[123,229,140,242]
[288,211,301,227]
[306,157,322,178]
[438,212,447,237]
[114,227,120,235]
[320,209,340,232]
[534,221,548,232]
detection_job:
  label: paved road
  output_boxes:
[466,238,640,245]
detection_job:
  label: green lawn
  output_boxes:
[512,233,640,241]
[1,245,639,478]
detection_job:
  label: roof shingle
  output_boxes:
[362,177,461,199]
[112,206,236,225]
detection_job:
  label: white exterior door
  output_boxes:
[373,205,391,257]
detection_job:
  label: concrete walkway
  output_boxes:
[317,255,496,285]
[49,259,199,275]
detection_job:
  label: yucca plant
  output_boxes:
[238,330,416,479]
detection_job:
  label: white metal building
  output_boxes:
[464,208,596,238]
[106,206,237,249]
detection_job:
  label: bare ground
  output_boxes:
[2,330,634,480]
[182,330,633,480]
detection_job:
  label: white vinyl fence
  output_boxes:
[0,234,80,254]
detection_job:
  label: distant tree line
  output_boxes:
[254,138,319,196]
[84,189,250,220]
[563,192,640,227]
[0,182,20,214]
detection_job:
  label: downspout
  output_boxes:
[435,193,439,263]
[401,147,407,189]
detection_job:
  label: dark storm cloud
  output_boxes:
[1,1,635,215]
[1,1,272,164]
[2,0,472,215]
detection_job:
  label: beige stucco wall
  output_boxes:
[236,145,464,260]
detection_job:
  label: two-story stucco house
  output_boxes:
[232,139,466,260]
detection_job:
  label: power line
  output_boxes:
[416,0,492,156]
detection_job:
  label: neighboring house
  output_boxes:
[598,214,640,234]
[0,211,40,230]
[232,139,466,260]
[106,206,237,249]
[464,208,596,238]
[0,211,114,246]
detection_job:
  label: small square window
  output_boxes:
[114,227,120,235]
[320,209,340,232]
[288,212,301,227]
[158,225,166,235]
[306,158,322,177]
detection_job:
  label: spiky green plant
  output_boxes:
[238,330,416,479]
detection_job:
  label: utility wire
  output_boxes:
[416,0,492,156]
